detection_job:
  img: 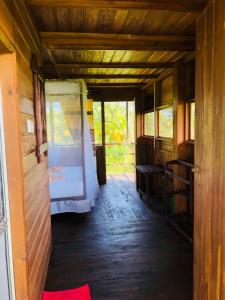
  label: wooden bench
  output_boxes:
[136,164,164,202]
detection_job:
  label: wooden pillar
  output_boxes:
[0,52,29,300]
[135,92,145,139]
[135,92,146,167]
[194,0,225,299]
[173,61,187,213]
[100,100,106,184]
[173,61,186,160]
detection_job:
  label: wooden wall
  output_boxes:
[136,60,195,212]
[89,88,142,102]
[136,74,175,165]
[0,1,51,299]
[194,0,225,299]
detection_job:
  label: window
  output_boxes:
[144,112,154,136]
[158,107,173,138]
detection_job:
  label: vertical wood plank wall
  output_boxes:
[136,67,195,213]
[136,76,175,164]
[0,1,51,299]
[194,0,225,299]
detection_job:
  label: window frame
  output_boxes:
[185,100,195,143]
[143,110,155,138]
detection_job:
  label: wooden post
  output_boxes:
[0,52,29,300]
[100,100,106,184]
[173,61,187,213]
[194,0,225,299]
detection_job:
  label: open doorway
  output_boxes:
[93,100,135,182]
[105,101,135,176]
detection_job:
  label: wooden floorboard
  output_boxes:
[45,174,193,300]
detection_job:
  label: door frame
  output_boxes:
[0,24,29,299]
[0,73,16,300]
[0,24,17,297]
[102,100,136,176]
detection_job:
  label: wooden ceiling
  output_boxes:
[29,0,208,89]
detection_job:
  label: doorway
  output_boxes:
[105,101,135,175]
[93,100,135,181]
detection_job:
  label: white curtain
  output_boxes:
[45,80,99,214]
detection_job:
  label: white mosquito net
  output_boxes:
[45,79,99,214]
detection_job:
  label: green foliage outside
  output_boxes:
[93,102,102,145]
[93,101,135,175]
[46,102,74,145]
[106,144,135,174]
[144,112,154,136]
[159,108,173,138]
[46,100,136,175]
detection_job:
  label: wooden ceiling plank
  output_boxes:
[29,0,207,12]
[41,32,195,51]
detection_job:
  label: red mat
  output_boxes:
[42,284,91,300]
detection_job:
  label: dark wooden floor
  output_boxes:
[45,174,193,300]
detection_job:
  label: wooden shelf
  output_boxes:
[165,160,194,243]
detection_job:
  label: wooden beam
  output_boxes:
[87,83,145,88]
[43,62,173,69]
[46,74,159,79]
[0,28,15,53]
[41,32,195,52]
[30,0,207,12]
[46,49,61,78]
[89,88,140,101]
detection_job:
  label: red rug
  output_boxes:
[42,284,91,300]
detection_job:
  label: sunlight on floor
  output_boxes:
[107,173,135,182]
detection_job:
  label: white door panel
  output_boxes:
[0,229,10,300]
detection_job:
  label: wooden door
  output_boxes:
[194,0,225,299]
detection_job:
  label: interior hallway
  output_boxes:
[45,174,193,300]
